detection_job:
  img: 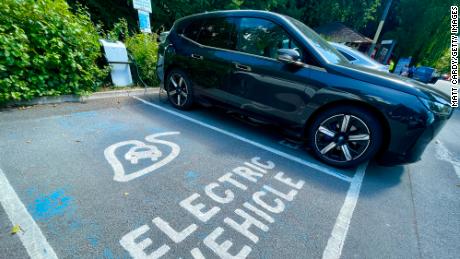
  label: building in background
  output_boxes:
[314,22,372,52]
[315,22,396,65]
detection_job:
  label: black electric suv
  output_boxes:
[157,10,453,168]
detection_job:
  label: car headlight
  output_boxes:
[418,97,452,115]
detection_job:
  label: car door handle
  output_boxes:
[234,63,251,71]
[191,54,203,60]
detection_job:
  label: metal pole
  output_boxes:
[368,0,393,56]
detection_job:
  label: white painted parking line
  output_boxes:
[322,162,367,259]
[133,96,352,183]
[0,168,58,259]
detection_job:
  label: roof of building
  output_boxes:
[314,22,372,44]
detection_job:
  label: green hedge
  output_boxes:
[126,33,159,87]
[0,0,107,103]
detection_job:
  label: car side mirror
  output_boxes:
[277,49,302,66]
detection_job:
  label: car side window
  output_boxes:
[235,18,302,60]
[196,18,237,50]
[183,20,203,41]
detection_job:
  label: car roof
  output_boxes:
[174,9,287,25]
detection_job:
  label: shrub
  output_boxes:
[0,0,107,103]
[126,33,159,86]
[107,18,130,42]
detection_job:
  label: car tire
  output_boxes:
[307,105,382,168]
[165,69,194,110]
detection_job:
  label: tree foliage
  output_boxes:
[126,32,160,86]
[69,0,382,32]
[381,0,452,72]
[0,0,107,103]
[67,0,139,31]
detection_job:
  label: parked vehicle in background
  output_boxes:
[413,66,439,84]
[440,73,451,81]
[157,10,453,168]
[329,42,389,72]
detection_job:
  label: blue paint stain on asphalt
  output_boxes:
[69,110,98,118]
[56,110,129,135]
[6,131,19,140]
[92,246,130,259]
[87,236,99,247]
[185,171,199,181]
[184,171,202,191]
[103,248,115,259]
[29,189,71,220]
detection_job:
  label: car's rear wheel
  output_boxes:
[307,105,382,168]
[166,69,194,110]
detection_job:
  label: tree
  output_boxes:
[381,0,452,71]
[68,0,381,32]
[67,0,138,31]
[279,0,381,29]
[67,0,451,71]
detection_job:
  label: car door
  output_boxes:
[179,17,239,104]
[173,19,205,87]
[227,17,321,125]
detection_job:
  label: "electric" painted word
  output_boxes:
[120,156,305,258]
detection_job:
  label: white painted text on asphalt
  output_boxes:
[120,157,305,258]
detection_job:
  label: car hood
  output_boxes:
[329,63,450,103]
[353,62,388,72]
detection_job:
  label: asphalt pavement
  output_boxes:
[0,94,458,259]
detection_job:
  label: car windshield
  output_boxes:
[286,17,349,64]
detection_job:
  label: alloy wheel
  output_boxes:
[167,73,189,107]
[314,114,371,163]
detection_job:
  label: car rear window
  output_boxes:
[183,20,203,41]
[196,18,237,50]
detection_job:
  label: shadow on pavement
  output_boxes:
[361,161,406,195]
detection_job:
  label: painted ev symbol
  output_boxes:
[104,132,180,182]
[124,145,163,164]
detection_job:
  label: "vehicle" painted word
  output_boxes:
[119,156,305,258]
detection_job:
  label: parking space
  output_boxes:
[0,96,361,258]
[2,95,458,259]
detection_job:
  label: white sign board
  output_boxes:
[133,0,152,13]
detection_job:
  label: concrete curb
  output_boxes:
[5,87,160,106]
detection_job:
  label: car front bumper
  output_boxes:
[378,110,453,165]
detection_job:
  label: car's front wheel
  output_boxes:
[166,69,194,110]
[307,105,382,168]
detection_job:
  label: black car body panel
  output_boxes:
[158,10,453,165]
